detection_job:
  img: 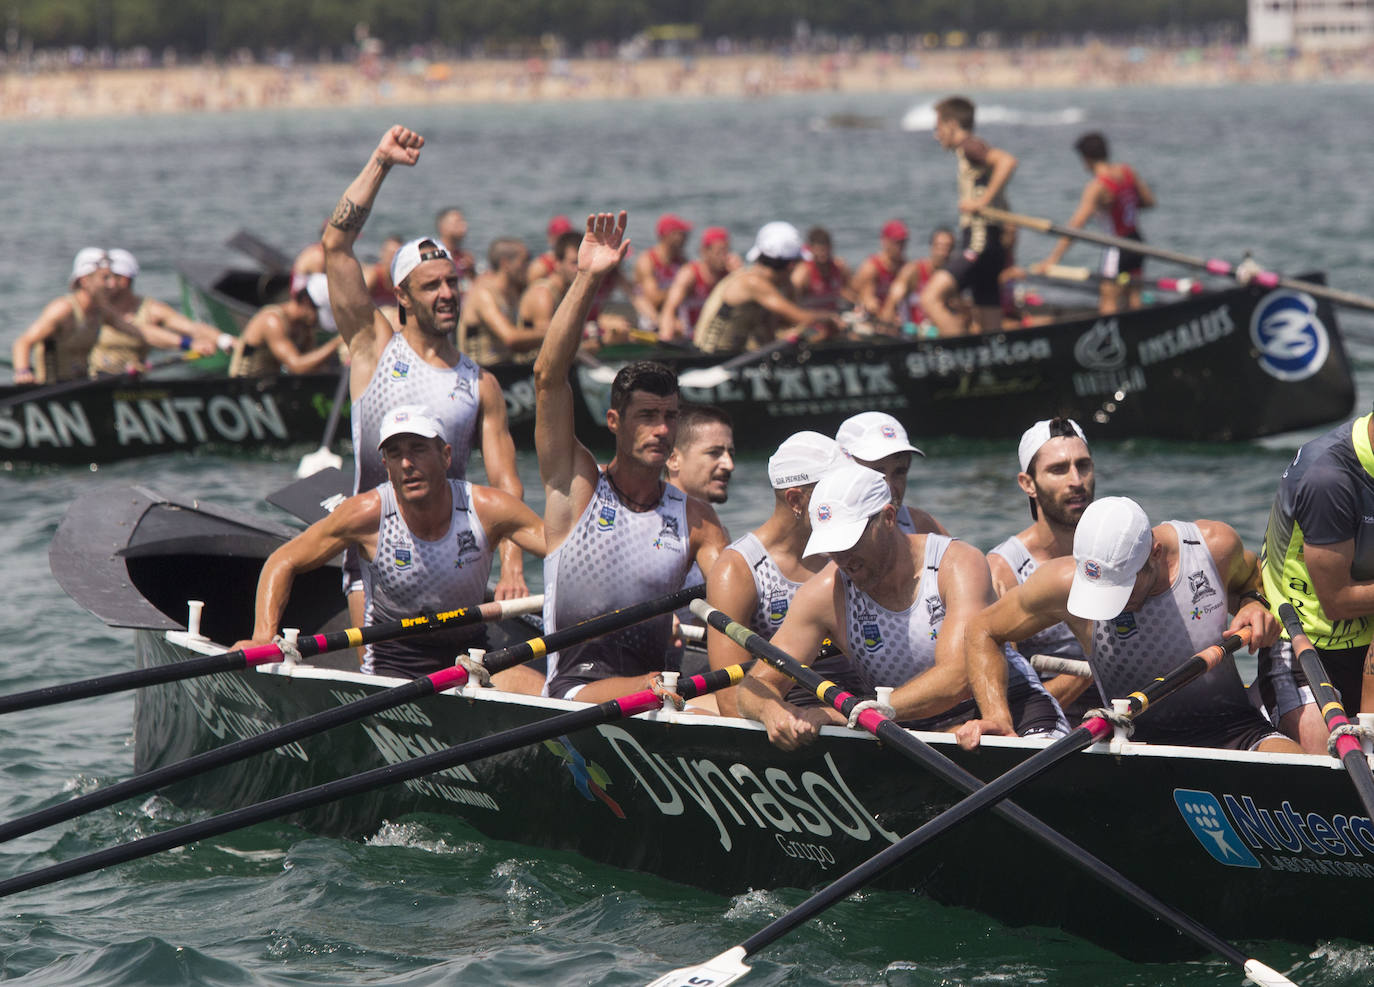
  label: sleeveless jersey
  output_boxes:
[88,297,152,376]
[956,142,1008,254]
[1097,164,1142,237]
[796,258,847,310]
[1090,521,1255,743]
[543,473,693,698]
[361,480,492,677]
[352,333,483,496]
[39,293,103,383]
[674,261,715,337]
[988,535,1087,662]
[646,249,682,297]
[898,258,934,324]
[863,254,897,305]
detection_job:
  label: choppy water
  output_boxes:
[3,82,1374,984]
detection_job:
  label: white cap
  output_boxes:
[70,247,108,285]
[803,463,892,559]
[377,404,447,449]
[390,237,453,288]
[768,431,843,489]
[746,221,804,263]
[1018,418,1087,474]
[1068,497,1154,620]
[107,248,139,280]
[835,412,924,461]
[300,273,336,332]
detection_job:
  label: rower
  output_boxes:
[834,411,947,536]
[879,226,956,333]
[321,125,529,634]
[434,206,478,285]
[658,226,733,343]
[851,219,908,319]
[232,404,544,684]
[86,248,228,376]
[534,211,729,703]
[790,226,853,314]
[12,249,113,384]
[738,461,1066,750]
[457,238,533,366]
[226,273,342,377]
[986,418,1102,720]
[632,212,691,335]
[527,214,575,284]
[666,404,735,507]
[960,496,1302,753]
[515,231,581,346]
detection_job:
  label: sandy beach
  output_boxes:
[2,44,1371,120]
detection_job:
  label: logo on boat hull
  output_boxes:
[1250,290,1329,382]
[1174,789,1260,868]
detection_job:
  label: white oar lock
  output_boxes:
[458,649,489,693]
[185,600,208,642]
[1110,698,1133,752]
[281,628,300,669]
[1359,712,1374,763]
[661,671,680,695]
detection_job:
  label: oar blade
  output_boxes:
[645,946,750,987]
[676,366,732,389]
[295,445,344,478]
[1243,958,1298,987]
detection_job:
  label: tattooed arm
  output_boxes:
[321,125,425,369]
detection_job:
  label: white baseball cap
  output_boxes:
[835,412,924,461]
[768,431,842,489]
[746,221,804,263]
[377,404,447,449]
[1067,497,1154,620]
[300,273,336,332]
[803,463,892,559]
[1018,418,1088,474]
[70,247,108,285]
[107,248,139,280]
[390,237,453,288]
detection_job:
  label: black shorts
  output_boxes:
[1134,706,1283,752]
[943,226,1006,307]
[786,651,873,709]
[1101,230,1145,278]
[1256,639,1366,721]
[899,684,1069,740]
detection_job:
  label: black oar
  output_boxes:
[0,654,744,901]
[0,595,543,716]
[0,584,700,844]
[650,602,1295,987]
[0,353,201,413]
[295,362,351,478]
[1277,603,1374,821]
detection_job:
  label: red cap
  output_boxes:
[657,213,693,238]
[547,215,574,236]
[881,219,909,241]
[701,226,729,248]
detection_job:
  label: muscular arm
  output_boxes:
[688,497,729,584]
[852,259,883,315]
[704,549,760,717]
[476,370,529,599]
[1201,519,1279,648]
[471,485,545,558]
[262,311,343,375]
[140,298,228,353]
[634,251,668,311]
[985,550,1092,710]
[878,263,915,323]
[1041,178,1102,269]
[753,277,836,332]
[12,298,75,381]
[469,284,538,351]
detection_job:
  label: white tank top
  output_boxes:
[727,532,804,636]
[895,504,916,534]
[361,479,491,676]
[988,534,1087,662]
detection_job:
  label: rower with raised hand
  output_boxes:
[13,249,116,383]
[834,411,947,537]
[960,496,1303,753]
[738,461,1066,750]
[234,404,544,686]
[986,418,1103,720]
[534,211,730,703]
[226,273,341,377]
[321,124,529,632]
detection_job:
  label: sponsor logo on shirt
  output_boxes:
[394,547,412,570]
[1188,570,1216,604]
[653,514,682,551]
[596,503,617,531]
[768,597,789,625]
[454,530,479,568]
[391,360,410,379]
[862,621,883,651]
[449,375,474,400]
[1112,611,1138,639]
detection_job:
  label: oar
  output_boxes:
[0,352,203,412]
[0,584,701,845]
[0,654,744,900]
[650,602,1293,987]
[1027,653,1091,677]
[677,334,801,390]
[1037,263,1205,296]
[1277,603,1374,822]
[295,363,351,478]
[981,205,1374,314]
[0,595,544,716]
[225,229,293,273]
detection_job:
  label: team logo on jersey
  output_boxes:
[391,359,411,379]
[1188,570,1216,604]
[1250,289,1329,382]
[1113,611,1138,638]
[768,597,789,625]
[926,596,946,626]
[1173,790,1260,868]
[596,503,617,530]
[449,376,474,400]
[393,547,412,570]
[862,621,883,651]
[653,514,682,550]
[453,531,479,567]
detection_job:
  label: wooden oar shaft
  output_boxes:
[690,601,1272,975]
[0,658,751,900]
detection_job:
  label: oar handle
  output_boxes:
[1113,628,1250,721]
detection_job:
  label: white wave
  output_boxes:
[900,102,1086,131]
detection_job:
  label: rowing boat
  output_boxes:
[51,483,1374,959]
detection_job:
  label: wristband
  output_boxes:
[179,334,192,351]
[1238,589,1270,610]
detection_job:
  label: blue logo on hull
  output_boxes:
[1250,289,1329,382]
[1174,789,1260,868]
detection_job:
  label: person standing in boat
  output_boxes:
[658,226,734,343]
[921,95,1018,337]
[737,461,1066,750]
[232,405,545,685]
[632,212,691,335]
[226,273,342,377]
[851,219,908,320]
[321,124,529,621]
[693,221,841,354]
[1031,131,1156,314]
[960,497,1301,754]
[790,226,854,314]
[12,249,114,383]
[457,238,534,366]
[834,411,947,537]
[515,231,581,346]
[986,418,1102,721]
[534,211,730,703]
[89,249,229,376]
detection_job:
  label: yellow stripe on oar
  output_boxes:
[813,679,838,703]
[1129,691,1149,712]
[1322,700,1344,718]
[726,664,747,685]
[525,638,547,659]
[345,628,363,647]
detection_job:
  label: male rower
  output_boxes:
[527,214,575,283]
[457,238,533,366]
[738,462,1066,750]
[852,219,908,319]
[1031,131,1156,314]
[515,230,581,346]
[835,411,947,536]
[879,226,956,332]
[666,404,736,507]
[227,273,340,377]
[434,206,478,284]
[233,405,544,685]
[658,226,733,343]
[986,418,1101,719]
[13,249,124,383]
[791,226,853,314]
[632,212,691,334]
[321,125,529,625]
[534,211,729,703]
[960,496,1301,753]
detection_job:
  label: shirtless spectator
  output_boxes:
[852,220,908,318]
[227,273,341,377]
[791,226,854,313]
[659,226,732,343]
[457,238,533,365]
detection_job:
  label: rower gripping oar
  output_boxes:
[648,602,1294,987]
[0,584,702,844]
[0,595,544,716]
[1277,603,1374,822]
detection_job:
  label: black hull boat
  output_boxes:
[50,484,1374,960]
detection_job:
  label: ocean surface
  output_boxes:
[4,83,1374,984]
